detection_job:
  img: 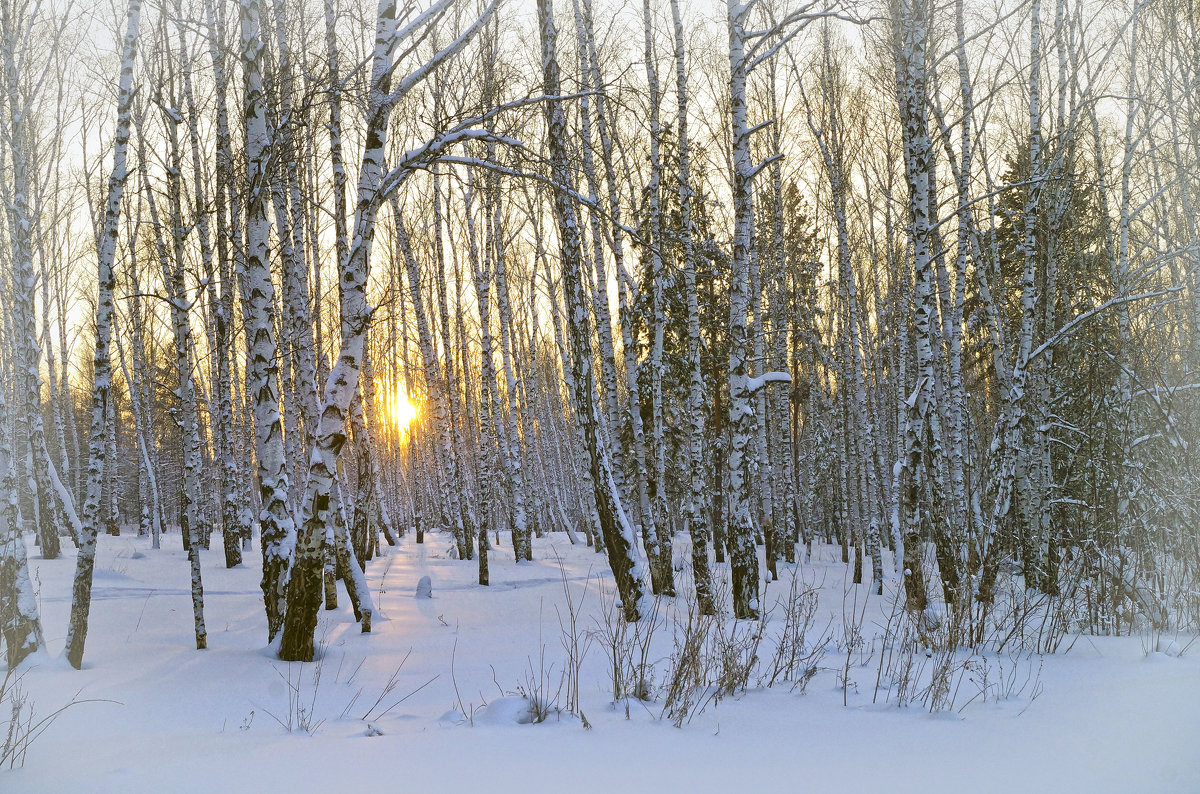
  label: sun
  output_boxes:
[383,386,419,436]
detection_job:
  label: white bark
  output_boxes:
[539,0,649,622]
[240,0,297,641]
[641,0,673,596]
[670,0,715,613]
[725,0,761,619]
[280,0,498,661]
[203,0,247,567]
[0,381,42,666]
[64,0,142,669]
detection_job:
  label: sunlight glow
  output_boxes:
[383,386,419,437]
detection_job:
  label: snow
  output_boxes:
[5,529,1198,792]
[744,370,792,394]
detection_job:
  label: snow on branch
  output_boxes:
[388,0,501,105]
[374,92,609,210]
[747,151,783,183]
[1029,287,1183,364]
[745,2,870,73]
[746,370,792,395]
[436,154,648,247]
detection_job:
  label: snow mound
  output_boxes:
[475,697,538,726]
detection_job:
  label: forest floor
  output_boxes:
[4,527,1199,792]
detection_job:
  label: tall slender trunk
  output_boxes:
[641,0,674,596]
[203,0,247,567]
[240,0,297,640]
[466,166,498,583]
[2,2,62,559]
[64,0,142,669]
[571,0,625,505]
[726,0,761,619]
[431,167,476,561]
[580,0,642,517]
[539,0,648,622]
[891,0,946,616]
[397,205,469,558]
[148,88,207,649]
[978,0,1047,605]
[670,0,714,614]
[489,185,532,563]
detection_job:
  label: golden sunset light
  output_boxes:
[383,386,419,436]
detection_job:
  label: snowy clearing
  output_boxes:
[5,530,1198,793]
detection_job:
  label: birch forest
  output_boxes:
[2,0,1199,710]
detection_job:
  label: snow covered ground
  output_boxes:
[5,529,1198,793]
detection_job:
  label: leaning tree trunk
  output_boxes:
[64,0,142,670]
[571,0,626,509]
[580,0,648,523]
[278,0,403,662]
[538,0,648,622]
[279,0,498,661]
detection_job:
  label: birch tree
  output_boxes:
[670,0,715,614]
[64,0,142,670]
[0,380,42,666]
[240,0,296,641]
[279,0,500,662]
[724,0,814,619]
[538,0,649,622]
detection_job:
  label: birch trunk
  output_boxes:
[641,0,674,596]
[726,0,762,619]
[278,0,403,661]
[431,168,476,561]
[64,0,141,669]
[153,101,208,648]
[490,188,532,563]
[580,0,644,516]
[203,0,247,567]
[280,0,497,660]
[890,0,948,616]
[1,2,63,559]
[670,0,715,614]
[397,207,469,558]
[539,0,648,622]
[240,0,296,640]
[465,166,498,583]
[978,0,1047,604]
[0,383,42,666]
[571,0,625,505]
